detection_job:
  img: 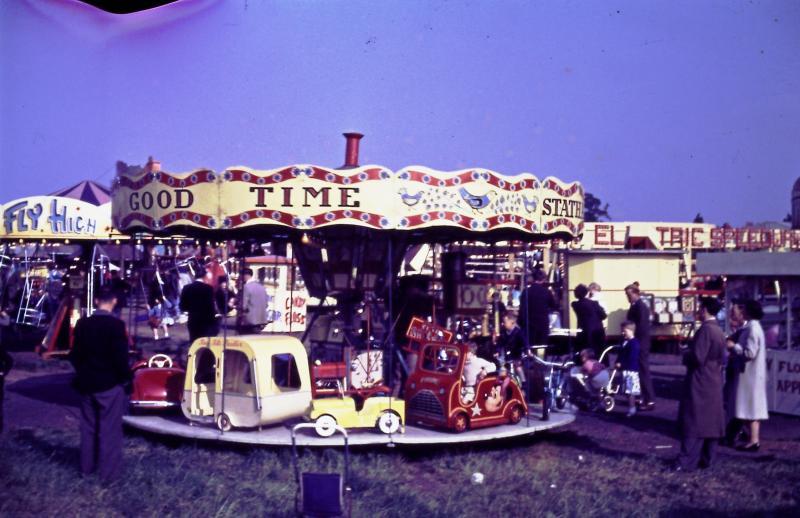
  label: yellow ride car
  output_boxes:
[310,396,405,437]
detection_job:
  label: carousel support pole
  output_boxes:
[386,237,395,391]
[88,243,97,317]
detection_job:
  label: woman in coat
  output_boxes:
[571,284,607,358]
[676,297,726,471]
[728,300,768,451]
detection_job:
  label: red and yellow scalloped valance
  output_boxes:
[111,165,583,240]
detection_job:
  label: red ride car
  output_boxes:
[130,354,185,410]
[404,343,527,433]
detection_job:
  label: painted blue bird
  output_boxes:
[398,187,424,206]
[522,196,539,213]
[458,187,496,212]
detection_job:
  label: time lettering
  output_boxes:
[249,186,360,209]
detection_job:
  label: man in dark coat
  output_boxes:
[179,268,219,343]
[518,269,556,346]
[69,289,131,481]
[571,284,607,358]
[676,297,726,471]
[626,282,656,410]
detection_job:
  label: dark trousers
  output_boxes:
[79,385,126,481]
[679,436,718,471]
[638,342,656,404]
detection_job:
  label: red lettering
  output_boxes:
[656,227,670,247]
[710,228,724,249]
[670,228,683,248]
[691,228,704,248]
[611,225,626,246]
[595,224,610,246]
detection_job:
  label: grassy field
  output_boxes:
[1,424,798,518]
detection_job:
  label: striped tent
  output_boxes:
[50,180,111,206]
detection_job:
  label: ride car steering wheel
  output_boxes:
[147,353,173,369]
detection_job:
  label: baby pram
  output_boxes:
[532,346,621,415]
[567,345,622,412]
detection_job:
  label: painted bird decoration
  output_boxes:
[458,187,496,212]
[522,196,539,214]
[398,187,424,206]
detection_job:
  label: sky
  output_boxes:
[1,0,799,225]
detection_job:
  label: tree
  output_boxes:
[693,213,704,223]
[583,192,611,222]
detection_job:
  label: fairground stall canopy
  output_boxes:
[2,180,119,242]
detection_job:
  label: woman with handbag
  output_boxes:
[728,300,768,452]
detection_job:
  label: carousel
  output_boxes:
[114,134,583,447]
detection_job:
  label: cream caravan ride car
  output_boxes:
[182,335,312,431]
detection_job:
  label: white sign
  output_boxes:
[264,289,307,333]
[767,349,800,417]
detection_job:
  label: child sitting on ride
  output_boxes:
[615,321,641,417]
[571,348,610,394]
[148,296,170,341]
[461,342,497,403]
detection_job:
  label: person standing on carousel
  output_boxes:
[518,269,556,347]
[179,267,219,343]
[625,282,656,411]
[239,268,268,334]
[675,296,726,472]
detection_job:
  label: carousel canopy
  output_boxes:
[111,164,584,242]
[51,180,112,206]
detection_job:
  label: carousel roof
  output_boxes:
[51,180,112,206]
[112,164,584,243]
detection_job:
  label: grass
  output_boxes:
[1,426,798,517]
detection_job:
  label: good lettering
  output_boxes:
[129,189,194,211]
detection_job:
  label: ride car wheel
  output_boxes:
[555,396,566,410]
[602,395,615,412]
[508,404,523,424]
[216,413,232,432]
[453,413,469,433]
[314,414,338,437]
[377,411,401,434]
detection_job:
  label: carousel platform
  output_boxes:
[123,408,575,447]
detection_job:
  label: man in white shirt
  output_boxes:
[240,268,268,334]
[461,342,496,403]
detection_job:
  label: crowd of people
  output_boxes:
[0,260,775,482]
[674,296,768,471]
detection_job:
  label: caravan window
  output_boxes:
[223,350,254,394]
[272,353,301,390]
[194,348,216,384]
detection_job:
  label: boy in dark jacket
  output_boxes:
[616,321,641,417]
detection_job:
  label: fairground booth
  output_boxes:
[0,181,126,355]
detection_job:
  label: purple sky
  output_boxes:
[2,0,798,225]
